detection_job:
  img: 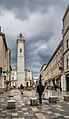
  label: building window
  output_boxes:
[67,58,68,69]
[12,82,14,84]
[12,77,14,80]
[20,48,22,53]
[66,39,68,48]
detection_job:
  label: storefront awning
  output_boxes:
[64,71,69,76]
[47,78,55,82]
[55,74,61,79]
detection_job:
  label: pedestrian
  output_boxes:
[20,84,24,95]
[60,86,62,91]
[54,84,58,91]
[37,81,44,103]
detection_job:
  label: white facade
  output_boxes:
[61,74,66,91]
[17,34,25,87]
[11,67,17,88]
[33,77,39,87]
[25,70,32,87]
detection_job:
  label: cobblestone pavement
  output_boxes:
[0,89,69,119]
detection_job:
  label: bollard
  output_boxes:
[64,95,69,101]
[49,96,58,103]
[7,100,15,109]
[30,98,38,106]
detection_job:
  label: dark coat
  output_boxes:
[20,84,24,90]
[37,84,44,95]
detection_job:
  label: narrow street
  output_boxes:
[0,89,69,119]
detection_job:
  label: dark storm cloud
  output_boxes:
[0,0,68,20]
[0,0,68,10]
[38,48,52,63]
[0,0,23,9]
[25,36,54,76]
[0,0,69,76]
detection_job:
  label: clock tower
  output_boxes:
[17,33,25,87]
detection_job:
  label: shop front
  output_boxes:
[55,75,61,90]
[65,71,69,91]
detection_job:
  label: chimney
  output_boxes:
[0,26,1,32]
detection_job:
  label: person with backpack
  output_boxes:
[37,81,44,103]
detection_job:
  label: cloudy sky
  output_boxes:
[0,0,69,77]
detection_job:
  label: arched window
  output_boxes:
[67,58,68,69]
[66,39,68,48]
[20,48,22,53]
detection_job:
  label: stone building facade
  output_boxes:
[0,27,11,90]
[40,64,47,84]
[41,40,63,90]
[40,4,69,91]
[62,5,69,91]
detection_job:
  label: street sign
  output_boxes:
[6,70,11,75]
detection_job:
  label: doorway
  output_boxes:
[26,82,28,87]
[66,77,69,91]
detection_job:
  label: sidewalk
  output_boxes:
[0,89,69,119]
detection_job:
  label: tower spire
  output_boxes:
[20,33,22,37]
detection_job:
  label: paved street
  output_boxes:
[0,89,69,119]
